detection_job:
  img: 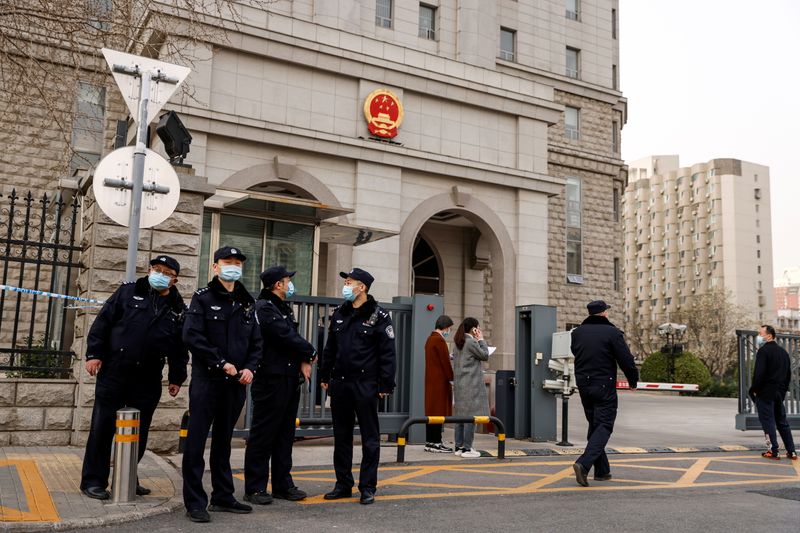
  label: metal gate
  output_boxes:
[736,329,800,430]
[0,190,82,378]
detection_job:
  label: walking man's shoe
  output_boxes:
[81,486,110,500]
[573,462,589,487]
[323,486,353,500]
[208,500,253,513]
[244,491,273,505]
[787,451,798,461]
[272,487,307,501]
[594,473,612,481]
[761,450,781,460]
[135,484,151,496]
[186,509,211,523]
[360,489,376,505]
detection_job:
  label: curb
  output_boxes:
[480,444,766,458]
[1,452,184,532]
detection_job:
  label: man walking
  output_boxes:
[244,266,317,504]
[570,300,639,487]
[182,246,262,523]
[750,325,797,460]
[320,268,397,505]
[80,256,188,500]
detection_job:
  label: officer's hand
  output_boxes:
[378,392,390,399]
[320,382,328,391]
[300,362,312,382]
[168,384,181,397]
[223,363,238,376]
[239,369,253,385]
[85,359,102,376]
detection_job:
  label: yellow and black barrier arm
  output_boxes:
[396,415,506,462]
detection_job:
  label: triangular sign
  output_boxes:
[102,48,191,126]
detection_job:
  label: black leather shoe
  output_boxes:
[360,489,376,505]
[136,484,151,496]
[594,473,612,481]
[323,487,353,500]
[81,486,110,500]
[244,491,273,505]
[573,462,589,487]
[273,486,307,501]
[208,500,252,514]
[186,509,211,523]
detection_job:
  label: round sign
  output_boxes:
[363,88,404,138]
[92,147,181,228]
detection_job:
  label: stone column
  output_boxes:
[71,168,214,452]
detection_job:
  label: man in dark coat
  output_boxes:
[320,268,397,505]
[749,324,797,460]
[570,300,639,486]
[80,255,188,500]
[181,246,263,523]
[243,266,317,504]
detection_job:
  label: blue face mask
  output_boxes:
[342,285,356,302]
[219,265,242,282]
[285,281,295,298]
[442,331,450,338]
[148,271,171,290]
[756,335,765,348]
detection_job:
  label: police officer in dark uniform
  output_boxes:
[570,300,639,487]
[243,266,317,504]
[182,246,262,523]
[320,268,396,505]
[80,255,188,500]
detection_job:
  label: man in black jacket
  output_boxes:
[570,300,639,487]
[80,255,188,500]
[749,324,797,460]
[320,268,396,505]
[243,266,316,504]
[182,246,263,523]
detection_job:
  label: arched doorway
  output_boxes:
[412,234,442,295]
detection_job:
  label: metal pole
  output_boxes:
[112,407,140,503]
[124,73,152,282]
[556,394,573,446]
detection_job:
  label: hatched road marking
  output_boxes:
[0,460,60,523]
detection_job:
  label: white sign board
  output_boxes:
[93,147,181,228]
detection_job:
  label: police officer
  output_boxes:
[320,268,396,505]
[182,246,262,523]
[243,266,317,504]
[570,300,639,487]
[80,255,188,500]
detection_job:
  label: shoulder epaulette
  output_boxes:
[195,287,209,295]
[121,280,134,285]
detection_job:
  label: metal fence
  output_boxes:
[736,329,800,430]
[0,190,81,377]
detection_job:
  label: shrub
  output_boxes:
[640,351,712,394]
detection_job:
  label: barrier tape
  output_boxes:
[0,284,106,305]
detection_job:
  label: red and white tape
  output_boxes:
[616,381,699,392]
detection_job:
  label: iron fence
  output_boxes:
[736,329,800,430]
[0,190,81,377]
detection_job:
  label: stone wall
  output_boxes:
[0,379,76,445]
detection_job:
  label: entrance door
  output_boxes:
[412,235,441,295]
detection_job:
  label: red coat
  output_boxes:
[424,332,453,416]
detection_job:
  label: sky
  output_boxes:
[619,0,800,282]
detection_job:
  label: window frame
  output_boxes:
[376,0,393,28]
[564,106,580,140]
[566,47,580,79]
[566,176,583,282]
[499,27,516,62]
[418,3,436,40]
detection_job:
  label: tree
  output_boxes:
[622,314,662,361]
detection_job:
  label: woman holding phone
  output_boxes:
[452,317,490,458]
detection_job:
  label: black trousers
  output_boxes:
[182,378,246,511]
[330,379,380,492]
[575,377,617,477]
[243,374,302,495]
[80,373,161,491]
[756,391,796,453]
[425,424,443,443]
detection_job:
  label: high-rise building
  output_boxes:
[775,268,800,331]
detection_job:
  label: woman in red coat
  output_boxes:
[424,315,454,452]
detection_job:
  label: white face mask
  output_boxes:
[755,335,765,348]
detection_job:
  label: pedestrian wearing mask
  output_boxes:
[452,317,489,459]
[424,315,455,453]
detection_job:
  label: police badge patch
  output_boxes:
[385,325,395,339]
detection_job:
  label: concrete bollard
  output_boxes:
[112,407,140,503]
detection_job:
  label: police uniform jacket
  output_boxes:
[183,276,262,381]
[750,341,792,399]
[320,295,397,393]
[254,290,316,377]
[571,314,639,387]
[86,276,188,385]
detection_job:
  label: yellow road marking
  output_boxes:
[675,458,711,486]
[719,445,749,451]
[0,460,60,523]
[515,466,575,491]
[389,481,511,491]
[442,467,549,478]
[613,447,649,453]
[613,464,689,473]
[381,467,439,486]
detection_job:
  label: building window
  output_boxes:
[612,8,617,39]
[612,120,619,153]
[757,265,762,274]
[566,0,579,20]
[419,4,436,39]
[376,0,392,28]
[613,257,620,291]
[87,0,113,31]
[565,106,580,140]
[757,249,761,259]
[70,81,106,174]
[566,47,580,78]
[566,177,583,282]
[612,64,618,90]
[612,186,620,222]
[499,28,516,61]
[754,188,761,200]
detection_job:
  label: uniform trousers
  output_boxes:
[182,378,246,511]
[330,379,381,491]
[244,374,302,494]
[756,391,796,453]
[575,377,617,477]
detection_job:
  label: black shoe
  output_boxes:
[273,486,307,501]
[81,486,110,500]
[323,487,353,500]
[186,509,211,523]
[244,491,273,505]
[136,484,151,496]
[573,463,589,487]
[594,473,612,481]
[208,500,252,514]
[360,489,376,505]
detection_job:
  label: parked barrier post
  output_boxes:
[112,407,140,503]
[177,410,189,453]
[396,416,506,462]
[556,394,573,446]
